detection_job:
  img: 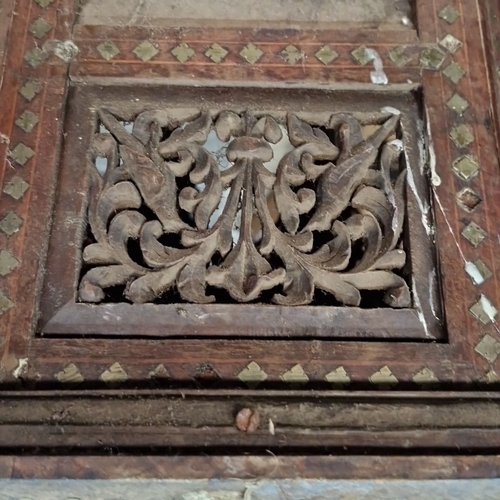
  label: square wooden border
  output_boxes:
[0,0,499,392]
[38,82,439,341]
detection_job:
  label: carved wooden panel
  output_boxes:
[0,0,500,462]
[83,108,409,307]
[37,85,440,339]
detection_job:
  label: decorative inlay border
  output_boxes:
[70,26,424,84]
[0,0,76,378]
[419,0,500,377]
[0,0,499,387]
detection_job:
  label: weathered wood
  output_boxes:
[39,83,441,340]
[1,425,500,450]
[4,455,500,480]
[0,0,500,469]
[42,302,432,338]
[2,395,500,428]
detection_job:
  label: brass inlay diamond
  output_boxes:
[443,62,466,84]
[205,43,228,63]
[482,370,500,384]
[470,297,498,325]
[9,143,35,166]
[446,93,469,115]
[369,366,398,387]
[420,46,446,70]
[281,45,304,64]
[238,361,268,388]
[171,42,195,63]
[0,211,23,236]
[280,364,309,385]
[461,221,487,247]
[19,80,42,101]
[0,291,14,316]
[240,43,264,64]
[457,187,481,212]
[15,111,39,133]
[0,250,19,277]
[452,155,479,180]
[148,364,170,379]
[475,334,500,362]
[388,46,413,67]
[101,362,128,383]
[473,259,492,283]
[24,48,48,68]
[34,0,55,7]
[412,368,438,385]
[466,259,492,285]
[450,124,474,148]
[96,41,120,60]
[439,5,460,24]
[133,41,159,62]
[439,34,462,53]
[56,363,84,383]
[3,176,29,200]
[325,366,351,386]
[29,18,53,39]
[194,363,221,381]
[351,45,371,65]
[315,45,338,65]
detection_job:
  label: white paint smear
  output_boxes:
[365,48,388,85]
[424,106,442,186]
[12,358,28,379]
[465,261,485,285]
[480,295,498,322]
[381,106,401,115]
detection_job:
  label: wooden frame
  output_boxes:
[39,83,440,340]
[0,0,500,462]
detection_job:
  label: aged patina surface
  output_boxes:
[0,0,499,475]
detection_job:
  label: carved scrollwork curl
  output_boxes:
[79,107,411,307]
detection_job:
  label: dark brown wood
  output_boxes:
[0,391,499,449]
[38,83,440,340]
[0,0,14,89]
[0,0,500,471]
[42,303,434,338]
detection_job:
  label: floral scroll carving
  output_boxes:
[79,108,410,307]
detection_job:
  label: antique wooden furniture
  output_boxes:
[0,0,500,476]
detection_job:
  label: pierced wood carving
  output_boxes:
[79,108,410,307]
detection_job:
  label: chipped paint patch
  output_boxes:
[365,48,388,85]
[429,269,440,321]
[268,419,275,436]
[405,154,433,237]
[43,39,79,62]
[480,295,498,323]
[412,282,431,337]
[381,106,401,115]
[465,261,485,285]
[424,107,441,186]
[12,358,28,379]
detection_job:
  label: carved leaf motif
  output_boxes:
[120,145,189,232]
[89,178,142,243]
[305,114,399,232]
[79,265,144,303]
[132,109,201,145]
[80,109,411,308]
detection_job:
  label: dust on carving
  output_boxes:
[79,107,410,307]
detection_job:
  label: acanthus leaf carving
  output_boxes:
[79,107,412,308]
